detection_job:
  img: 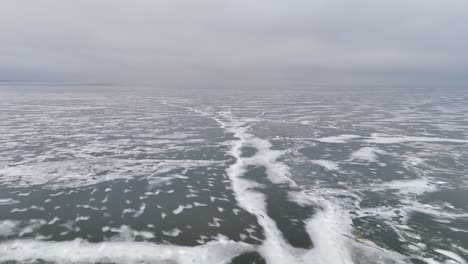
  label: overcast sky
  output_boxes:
[1,0,468,87]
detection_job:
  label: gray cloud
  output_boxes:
[1,0,468,87]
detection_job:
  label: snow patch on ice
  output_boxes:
[0,159,221,189]
[366,133,468,144]
[434,248,467,264]
[0,198,19,205]
[162,228,182,237]
[377,178,437,196]
[312,160,340,171]
[351,147,384,163]
[0,239,254,264]
[313,134,361,143]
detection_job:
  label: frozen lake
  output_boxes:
[0,86,467,264]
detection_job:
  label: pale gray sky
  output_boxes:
[1,0,468,87]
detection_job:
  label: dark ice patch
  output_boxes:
[230,251,266,264]
[240,146,257,158]
[242,166,314,249]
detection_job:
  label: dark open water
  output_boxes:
[0,86,467,264]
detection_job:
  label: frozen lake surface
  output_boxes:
[0,86,467,264]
